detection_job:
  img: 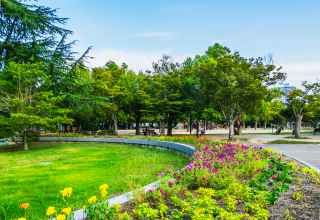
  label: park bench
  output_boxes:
[314,128,320,135]
[144,130,157,136]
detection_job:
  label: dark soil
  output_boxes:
[83,155,320,219]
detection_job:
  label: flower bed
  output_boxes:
[39,133,227,147]
[10,138,320,220]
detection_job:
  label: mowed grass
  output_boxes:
[266,139,320,144]
[0,142,189,219]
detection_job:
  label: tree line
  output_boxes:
[1,0,319,150]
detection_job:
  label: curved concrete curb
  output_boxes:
[255,145,320,174]
[281,153,320,174]
[39,137,195,156]
[39,137,195,220]
[37,138,319,219]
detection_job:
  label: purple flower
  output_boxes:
[149,190,153,193]
[156,174,159,177]
[168,182,172,186]
[167,171,171,174]
[180,172,184,176]
[202,177,206,181]
[160,189,164,194]
[222,176,224,178]
[256,169,260,172]
[173,173,177,176]
[161,172,164,176]
[177,176,181,179]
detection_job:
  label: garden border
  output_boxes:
[38,137,194,220]
[34,138,320,220]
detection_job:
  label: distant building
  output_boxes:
[278,83,296,104]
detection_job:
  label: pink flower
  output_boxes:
[168,182,172,186]
[202,177,206,181]
[160,189,164,194]
[177,176,181,179]
[149,190,153,193]
[272,176,276,179]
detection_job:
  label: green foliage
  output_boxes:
[97,129,116,135]
[292,191,306,201]
[0,62,73,149]
[133,203,159,220]
[195,47,286,139]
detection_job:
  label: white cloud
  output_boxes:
[277,60,320,89]
[87,47,177,72]
[135,32,174,37]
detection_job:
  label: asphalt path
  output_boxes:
[252,144,320,171]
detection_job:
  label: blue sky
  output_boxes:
[36,0,320,88]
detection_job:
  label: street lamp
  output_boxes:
[194,85,200,137]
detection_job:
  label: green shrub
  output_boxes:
[97,129,116,135]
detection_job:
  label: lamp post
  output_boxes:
[194,85,200,137]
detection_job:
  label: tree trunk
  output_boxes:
[264,121,267,130]
[295,115,302,138]
[160,119,165,136]
[255,119,257,130]
[204,119,206,132]
[23,130,28,150]
[228,120,235,140]
[135,116,140,135]
[167,119,173,136]
[111,113,118,135]
[313,120,317,129]
[187,122,190,132]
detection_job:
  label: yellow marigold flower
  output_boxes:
[83,205,86,212]
[88,196,97,204]
[99,184,108,190]
[101,189,107,197]
[62,207,72,215]
[60,187,73,197]
[20,203,30,209]
[18,218,26,220]
[56,214,66,220]
[46,206,56,216]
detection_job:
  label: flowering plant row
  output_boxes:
[39,133,226,147]
[10,138,320,219]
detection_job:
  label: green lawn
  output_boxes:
[0,142,189,219]
[284,136,311,139]
[266,139,320,144]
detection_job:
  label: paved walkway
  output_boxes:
[253,144,320,171]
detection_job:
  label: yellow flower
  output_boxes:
[62,207,72,215]
[83,205,86,212]
[56,214,66,220]
[101,189,107,197]
[88,196,97,204]
[60,187,73,197]
[18,218,26,220]
[99,184,108,191]
[46,206,56,216]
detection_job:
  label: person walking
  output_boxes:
[151,127,157,136]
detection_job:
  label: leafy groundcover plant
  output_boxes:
[8,139,320,220]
